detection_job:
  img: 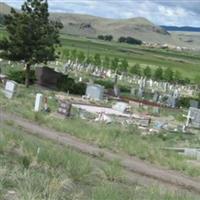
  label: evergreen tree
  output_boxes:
[102,55,110,68]
[77,51,85,63]
[70,49,77,61]
[111,57,119,71]
[143,66,151,78]
[164,67,174,82]
[119,58,129,72]
[174,70,182,83]
[0,0,63,87]
[129,64,141,76]
[93,53,101,66]
[153,67,163,81]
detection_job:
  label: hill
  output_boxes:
[161,26,200,32]
[0,2,12,15]
[1,2,200,49]
[51,13,172,43]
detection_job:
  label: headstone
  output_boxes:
[153,92,159,102]
[86,84,104,100]
[35,67,64,89]
[131,88,136,96]
[187,107,200,128]
[34,93,43,112]
[137,88,144,98]
[4,80,17,99]
[58,101,71,117]
[0,74,7,85]
[112,102,128,113]
[149,79,153,87]
[190,100,199,108]
[114,85,120,97]
[167,96,178,108]
[138,118,151,127]
[79,77,82,82]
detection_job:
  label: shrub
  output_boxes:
[57,75,75,92]
[97,35,113,41]
[94,79,114,89]
[7,69,36,84]
[118,36,142,45]
[57,75,86,95]
[72,82,86,95]
[178,97,200,108]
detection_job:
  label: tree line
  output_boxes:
[129,64,190,84]
[62,49,129,72]
[97,35,142,45]
[97,35,113,41]
[63,49,191,84]
[118,36,142,45]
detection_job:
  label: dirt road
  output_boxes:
[1,110,200,194]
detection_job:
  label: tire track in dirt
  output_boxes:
[1,110,200,194]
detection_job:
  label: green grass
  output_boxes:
[0,123,199,199]
[1,29,200,79]
[1,85,200,179]
[59,34,200,79]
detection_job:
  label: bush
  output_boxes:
[57,75,86,95]
[94,79,114,89]
[72,82,86,95]
[57,75,75,92]
[118,36,142,45]
[7,69,36,84]
[97,35,113,41]
[178,97,200,108]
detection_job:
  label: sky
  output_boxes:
[1,0,200,26]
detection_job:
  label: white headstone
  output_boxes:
[34,93,43,112]
[4,80,17,99]
[79,77,82,82]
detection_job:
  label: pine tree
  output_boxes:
[129,64,141,76]
[0,0,63,87]
[153,67,163,81]
[119,58,129,72]
[143,66,151,78]
[102,55,110,69]
[164,67,174,82]
[93,53,101,66]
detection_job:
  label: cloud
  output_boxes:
[1,0,200,26]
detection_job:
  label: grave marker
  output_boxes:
[58,101,71,117]
[34,93,43,112]
[4,80,17,99]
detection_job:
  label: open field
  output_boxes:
[1,85,200,180]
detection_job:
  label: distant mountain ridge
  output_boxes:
[161,26,200,32]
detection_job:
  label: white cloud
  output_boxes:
[1,0,200,26]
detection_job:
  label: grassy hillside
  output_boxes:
[51,13,171,42]
[1,85,200,179]
[1,2,200,49]
[0,2,12,15]
[1,123,198,199]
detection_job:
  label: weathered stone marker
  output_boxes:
[58,101,71,117]
[4,80,17,99]
[34,93,43,112]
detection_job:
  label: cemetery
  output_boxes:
[1,58,200,178]
[0,0,200,198]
